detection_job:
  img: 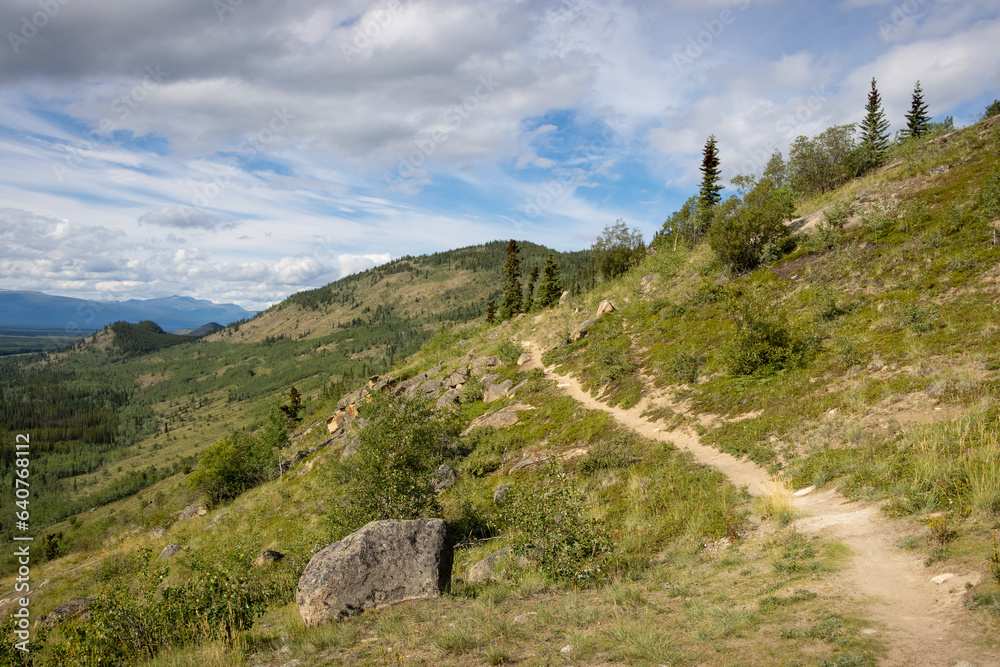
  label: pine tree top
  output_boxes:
[699,135,723,208]
[860,77,890,154]
[904,80,930,139]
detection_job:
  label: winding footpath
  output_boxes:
[524,341,998,667]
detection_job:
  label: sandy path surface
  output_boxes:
[524,341,998,667]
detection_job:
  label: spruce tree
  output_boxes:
[485,300,497,324]
[698,135,723,209]
[536,252,562,308]
[904,80,930,139]
[499,239,522,320]
[859,77,890,155]
[524,265,539,312]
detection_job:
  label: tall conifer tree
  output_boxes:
[698,135,723,208]
[524,265,539,312]
[860,77,890,155]
[499,240,523,320]
[904,80,930,139]
[536,252,562,308]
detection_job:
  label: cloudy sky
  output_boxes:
[0,0,997,309]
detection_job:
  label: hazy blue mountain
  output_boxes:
[0,290,255,332]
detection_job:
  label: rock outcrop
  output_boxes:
[468,548,508,583]
[460,403,534,436]
[253,550,285,567]
[296,519,452,627]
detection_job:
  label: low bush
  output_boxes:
[500,466,613,584]
[326,393,459,539]
[723,289,818,376]
[188,410,287,507]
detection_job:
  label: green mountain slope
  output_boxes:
[4,117,1000,666]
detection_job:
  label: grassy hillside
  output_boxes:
[4,117,1000,666]
[210,241,595,345]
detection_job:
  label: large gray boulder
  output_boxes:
[296,519,452,627]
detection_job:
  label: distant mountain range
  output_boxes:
[0,290,256,333]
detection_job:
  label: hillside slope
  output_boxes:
[208,241,594,344]
[4,116,1000,666]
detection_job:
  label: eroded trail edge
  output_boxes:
[524,342,997,667]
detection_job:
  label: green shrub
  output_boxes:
[577,432,640,474]
[723,290,817,376]
[593,219,646,280]
[496,339,525,366]
[188,410,287,508]
[824,200,854,229]
[977,167,1000,221]
[666,350,705,384]
[460,372,484,404]
[501,466,613,584]
[327,393,458,538]
[708,174,795,272]
[861,201,894,242]
[46,546,281,666]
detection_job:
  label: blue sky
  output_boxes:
[0,0,997,309]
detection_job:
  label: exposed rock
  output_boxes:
[786,208,829,235]
[930,573,955,585]
[146,528,167,539]
[436,387,464,410]
[483,379,514,403]
[43,598,95,624]
[481,372,500,388]
[444,368,469,388]
[855,190,877,203]
[177,505,204,521]
[432,465,456,492]
[596,300,616,317]
[339,437,360,462]
[493,485,512,504]
[419,378,446,399]
[337,388,364,411]
[559,290,570,305]
[508,379,528,397]
[461,404,534,436]
[470,356,500,375]
[571,318,597,341]
[296,519,452,627]
[792,486,816,497]
[468,548,508,583]
[516,352,533,366]
[157,544,182,560]
[928,164,952,176]
[508,451,554,473]
[291,449,312,465]
[253,550,285,567]
[204,512,229,530]
[394,373,428,397]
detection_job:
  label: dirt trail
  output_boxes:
[523,342,998,667]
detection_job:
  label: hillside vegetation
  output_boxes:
[4,112,1000,666]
